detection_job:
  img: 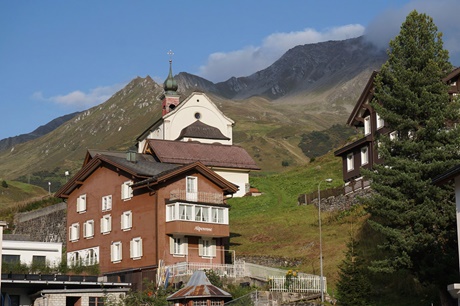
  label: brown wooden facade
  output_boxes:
[56,152,237,288]
[335,68,460,184]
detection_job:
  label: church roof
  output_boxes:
[176,120,230,141]
[167,270,231,301]
[147,139,260,170]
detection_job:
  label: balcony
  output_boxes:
[169,189,224,204]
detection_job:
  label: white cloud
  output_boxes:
[364,0,460,65]
[32,83,126,109]
[198,25,365,82]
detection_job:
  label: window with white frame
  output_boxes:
[101,214,112,234]
[170,236,188,256]
[346,153,354,172]
[83,220,94,238]
[111,241,122,262]
[77,194,86,213]
[67,247,99,267]
[121,181,133,200]
[69,223,80,242]
[193,301,207,306]
[166,203,228,224]
[179,204,193,221]
[210,301,222,306]
[199,238,216,257]
[361,146,369,165]
[130,237,143,259]
[102,195,112,211]
[121,211,132,230]
[212,207,224,223]
[364,116,371,135]
[186,176,198,201]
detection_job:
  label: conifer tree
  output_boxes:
[336,238,373,306]
[365,10,460,296]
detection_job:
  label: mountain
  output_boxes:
[0,112,81,152]
[0,37,387,186]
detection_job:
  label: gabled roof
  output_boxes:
[442,66,460,83]
[146,139,260,171]
[176,120,230,141]
[346,71,379,126]
[432,164,460,186]
[167,270,231,301]
[56,150,238,198]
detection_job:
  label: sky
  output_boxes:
[1,0,459,140]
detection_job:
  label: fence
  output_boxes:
[269,275,327,293]
[169,189,224,204]
[297,186,344,205]
[344,178,371,194]
[166,261,245,278]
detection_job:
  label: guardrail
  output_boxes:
[269,275,327,293]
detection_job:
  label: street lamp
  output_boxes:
[318,178,332,303]
[48,182,51,195]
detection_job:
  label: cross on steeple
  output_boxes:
[167,50,174,63]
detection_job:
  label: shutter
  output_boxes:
[107,216,112,232]
[138,238,143,257]
[170,237,174,255]
[128,212,132,228]
[76,224,80,240]
[211,239,216,257]
[130,240,134,258]
[184,237,188,255]
[100,217,104,233]
[83,222,87,238]
[198,239,203,256]
[111,244,115,262]
[69,226,72,241]
[119,242,122,260]
[108,196,112,210]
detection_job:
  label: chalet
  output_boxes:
[55,151,238,290]
[334,68,460,192]
[136,59,259,197]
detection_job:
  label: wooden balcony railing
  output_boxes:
[169,190,225,204]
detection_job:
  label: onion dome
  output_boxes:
[163,60,178,94]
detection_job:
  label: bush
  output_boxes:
[1,180,8,188]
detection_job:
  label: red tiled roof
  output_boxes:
[147,139,260,170]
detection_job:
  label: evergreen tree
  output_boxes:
[364,10,460,297]
[336,238,373,306]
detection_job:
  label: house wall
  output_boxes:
[66,165,230,276]
[214,170,249,197]
[2,240,62,267]
[163,93,233,144]
[66,165,158,274]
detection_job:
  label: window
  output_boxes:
[102,195,112,211]
[111,241,122,262]
[69,223,80,242]
[121,181,133,200]
[166,203,228,224]
[89,296,104,306]
[199,238,216,257]
[77,194,87,213]
[376,113,384,129]
[84,248,98,266]
[361,146,369,165]
[211,301,223,306]
[130,237,143,259]
[2,254,20,264]
[121,211,132,230]
[179,204,193,221]
[193,301,207,306]
[83,220,95,238]
[186,176,198,201]
[212,207,224,223]
[364,116,371,135]
[32,255,46,266]
[101,215,112,234]
[170,236,188,256]
[346,153,354,172]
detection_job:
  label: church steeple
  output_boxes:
[161,50,180,116]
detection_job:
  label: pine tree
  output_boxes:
[336,238,373,306]
[364,10,460,295]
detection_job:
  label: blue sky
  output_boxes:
[1,0,459,140]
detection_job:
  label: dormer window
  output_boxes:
[364,116,371,135]
[361,146,369,165]
[347,153,354,172]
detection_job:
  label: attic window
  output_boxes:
[194,112,201,119]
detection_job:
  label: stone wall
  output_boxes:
[13,202,67,243]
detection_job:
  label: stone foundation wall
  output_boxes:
[13,202,67,243]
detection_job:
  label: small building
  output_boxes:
[2,239,62,268]
[334,67,460,192]
[167,270,232,306]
